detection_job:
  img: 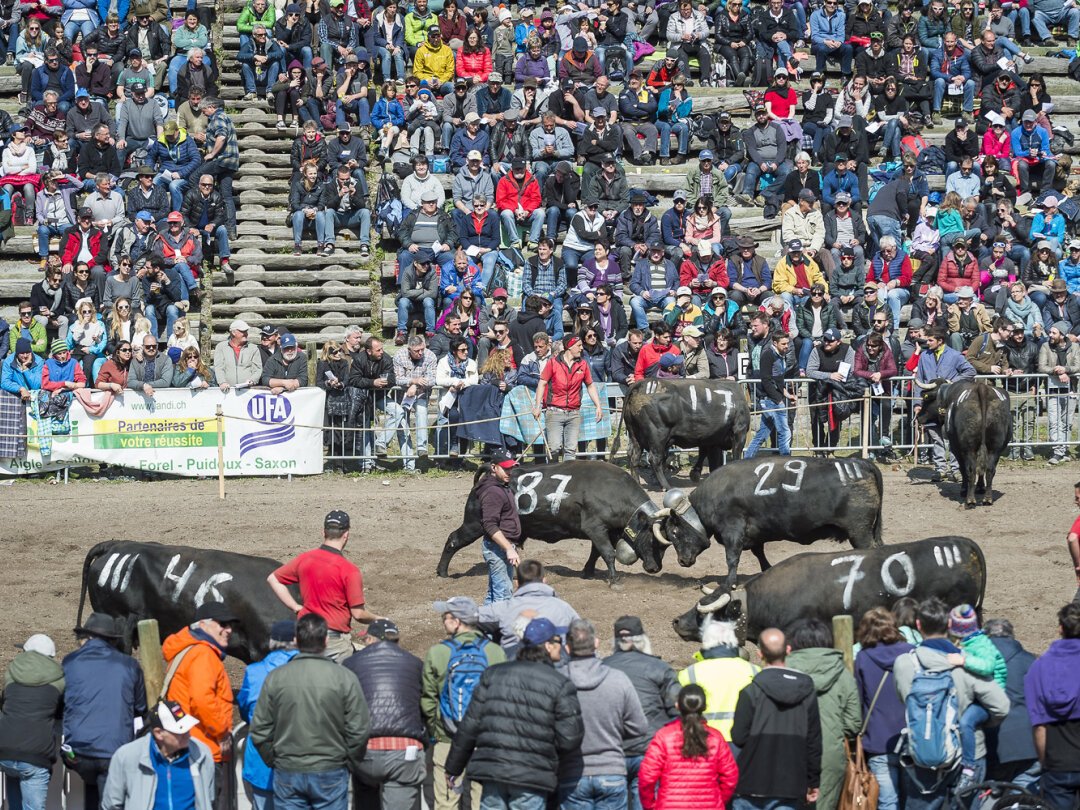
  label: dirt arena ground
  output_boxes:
[0,460,1076,674]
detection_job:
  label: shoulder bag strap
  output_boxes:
[159,645,196,702]
[859,670,890,737]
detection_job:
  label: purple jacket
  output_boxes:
[514,52,550,85]
[854,640,914,755]
[1024,638,1080,726]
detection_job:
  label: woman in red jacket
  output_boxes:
[639,685,739,810]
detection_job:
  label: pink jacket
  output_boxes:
[639,720,739,810]
[982,129,1011,161]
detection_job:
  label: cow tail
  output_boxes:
[969,538,988,616]
[77,540,119,630]
[867,460,884,547]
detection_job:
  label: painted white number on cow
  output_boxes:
[832,554,867,611]
[516,472,574,516]
[163,554,197,602]
[880,552,915,598]
[832,552,917,610]
[194,573,235,608]
[753,460,807,496]
[834,461,864,485]
[97,552,141,592]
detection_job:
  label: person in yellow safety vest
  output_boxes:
[677,617,759,740]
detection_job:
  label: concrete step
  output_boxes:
[212,300,372,317]
[214,282,372,301]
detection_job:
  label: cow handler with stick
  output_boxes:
[475,449,523,605]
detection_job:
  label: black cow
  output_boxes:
[77,541,296,663]
[622,378,751,490]
[672,537,987,644]
[437,460,710,585]
[627,456,884,594]
[917,379,1011,507]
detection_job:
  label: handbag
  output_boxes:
[839,672,888,810]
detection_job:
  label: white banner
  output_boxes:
[0,388,326,477]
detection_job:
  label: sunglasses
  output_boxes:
[143,344,157,350]
[118,347,132,353]
[494,329,508,335]
[118,305,131,311]
[455,346,469,352]
[19,310,32,317]
[199,181,213,187]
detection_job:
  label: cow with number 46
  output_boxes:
[621,456,884,594]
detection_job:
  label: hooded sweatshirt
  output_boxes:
[731,666,821,800]
[788,648,861,810]
[0,651,65,767]
[1023,637,1080,771]
[477,582,580,657]
[559,657,648,779]
[853,641,913,755]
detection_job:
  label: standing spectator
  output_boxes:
[677,618,758,740]
[344,620,427,810]
[161,602,236,777]
[250,614,371,810]
[267,510,381,662]
[605,616,679,810]
[557,619,649,810]
[0,634,64,810]
[444,617,583,810]
[237,621,298,810]
[731,628,822,810]
[388,335,436,472]
[479,559,581,657]
[853,608,914,810]
[982,619,1039,790]
[533,335,603,462]
[422,596,507,810]
[101,701,215,810]
[915,327,976,480]
[469,449,523,604]
[1024,603,1080,809]
[1037,322,1080,466]
[638,684,740,810]
[786,619,862,810]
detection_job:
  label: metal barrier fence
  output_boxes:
[322,373,1080,466]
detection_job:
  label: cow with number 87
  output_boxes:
[622,456,884,594]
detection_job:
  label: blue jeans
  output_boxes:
[396,296,436,333]
[959,704,989,770]
[248,784,275,810]
[743,161,791,201]
[558,775,627,810]
[803,120,830,155]
[561,244,592,276]
[546,206,577,242]
[1009,6,1031,38]
[64,19,96,41]
[630,294,672,329]
[868,214,902,251]
[240,60,283,94]
[37,223,66,257]
[625,756,643,810]
[745,397,791,457]
[884,286,910,330]
[168,54,188,95]
[761,38,794,67]
[154,173,189,211]
[482,538,514,604]
[377,46,405,82]
[0,21,19,57]
[0,760,51,810]
[1033,6,1080,40]
[201,224,231,260]
[145,302,182,339]
[656,121,689,157]
[481,782,548,810]
[732,798,799,810]
[336,97,371,128]
[596,44,634,75]
[500,209,545,246]
[330,208,372,246]
[292,209,331,244]
[1041,770,1080,810]
[812,41,853,75]
[273,768,349,810]
[882,118,902,158]
[544,297,566,340]
[933,78,975,113]
[869,753,901,810]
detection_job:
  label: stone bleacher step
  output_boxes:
[215,282,372,302]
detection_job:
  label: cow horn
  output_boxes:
[697,592,731,614]
[920,381,938,392]
[652,522,672,546]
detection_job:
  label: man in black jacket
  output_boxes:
[347,336,397,468]
[181,174,232,279]
[343,620,427,810]
[731,628,822,809]
[445,617,584,809]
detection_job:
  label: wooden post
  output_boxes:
[833,614,855,674]
[216,404,226,501]
[137,619,165,701]
[861,388,872,459]
[307,341,317,387]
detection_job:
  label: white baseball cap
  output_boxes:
[153,701,200,734]
[229,319,251,334]
[19,634,56,658]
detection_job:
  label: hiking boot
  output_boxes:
[360,243,371,260]
[394,330,406,346]
[293,243,302,256]
[734,194,754,206]
[930,113,942,126]
[672,153,687,164]
[242,92,256,101]
[1044,38,1060,46]
[220,258,234,284]
[660,156,672,166]
[321,243,335,257]
[1021,446,1035,461]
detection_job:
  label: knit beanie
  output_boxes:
[948,604,980,639]
[50,338,69,356]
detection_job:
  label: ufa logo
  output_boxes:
[239,395,296,457]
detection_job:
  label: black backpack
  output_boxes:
[916,145,947,175]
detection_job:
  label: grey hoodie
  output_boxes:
[559,656,648,779]
[478,581,580,656]
[893,641,1010,760]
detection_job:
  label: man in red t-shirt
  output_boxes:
[1067,483,1080,602]
[267,510,380,662]
[532,335,603,462]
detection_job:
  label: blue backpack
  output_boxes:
[438,636,490,735]
[900,652,961,772]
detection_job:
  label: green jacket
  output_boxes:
[685,164,731,208]
[9,320,48,357]
[421,631,506,742]
[250,653,370,774]
[959,631,1008,689]
[404,10,437,47]
[237,3,276,34]
[788,648,861,810]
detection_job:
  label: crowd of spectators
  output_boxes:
[1,546,1079,810]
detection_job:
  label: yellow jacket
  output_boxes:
[413,42,455,84]
[678,651,760,739]
[772,255,827,295]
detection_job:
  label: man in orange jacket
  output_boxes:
[162,602,236,778]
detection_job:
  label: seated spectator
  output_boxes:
[397,190,456,280]
[214,320,262,391]
[141,259,187,340]
[95,340,133,393]
[439,284,484,340]
[146,121,201,212]
[67,297,106,381]
[774,239,827,309]
[238,24,284,102]
[335,52,372,130]
[572,243,623,310]
[181,174,232,277]
[980,241,1019,307]
[782,152,821,208]
[825,194,866,278]
[123,18,169,90]
[452,197,500,289]
[457,28,492,85]
[615,192,661,278]
[796,284,843,370]
[663,286,703,339]
[396,249,439,345]
[947,286,993,350]
[449,112,490,174]
[289,120,328,180]
[173,344,212,390]
[167,318,199,354]
[495,158,544,250]
[490,109,529,178]
[561,199,607,278]
[33,170,76,268]
[153,214,201,298]
[261,333,308,395]
[321,164,372,261]
[175,46,218,108]
[400,155,445,217]
[680,243,729,306]
[1031,196,1066,259]
[741,105,792,211]
[929,33,974,125]
[271,60,313,131]
[126,165,169,225]
[867,236,913,330]
[938,237,981,303]
[630,244,679,330]
[2,338,44,399]
[169,11,210,96]
[413,26,454,95]
[31,47,74,112]
[405,86,441,157]
[997,283,1041,339]
[893,34,931,122]
[30,265,71,341]
[288,162,329,256]
[523,239,568,339]
[127,333,172,396]
[59,206,106,274]
[810,0,852,79]
[1042,279,1080,334]
[1,125,36,214]
[1011,110,1055,195]
[14,20,47,106]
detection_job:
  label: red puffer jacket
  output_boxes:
[638,720,739,810]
